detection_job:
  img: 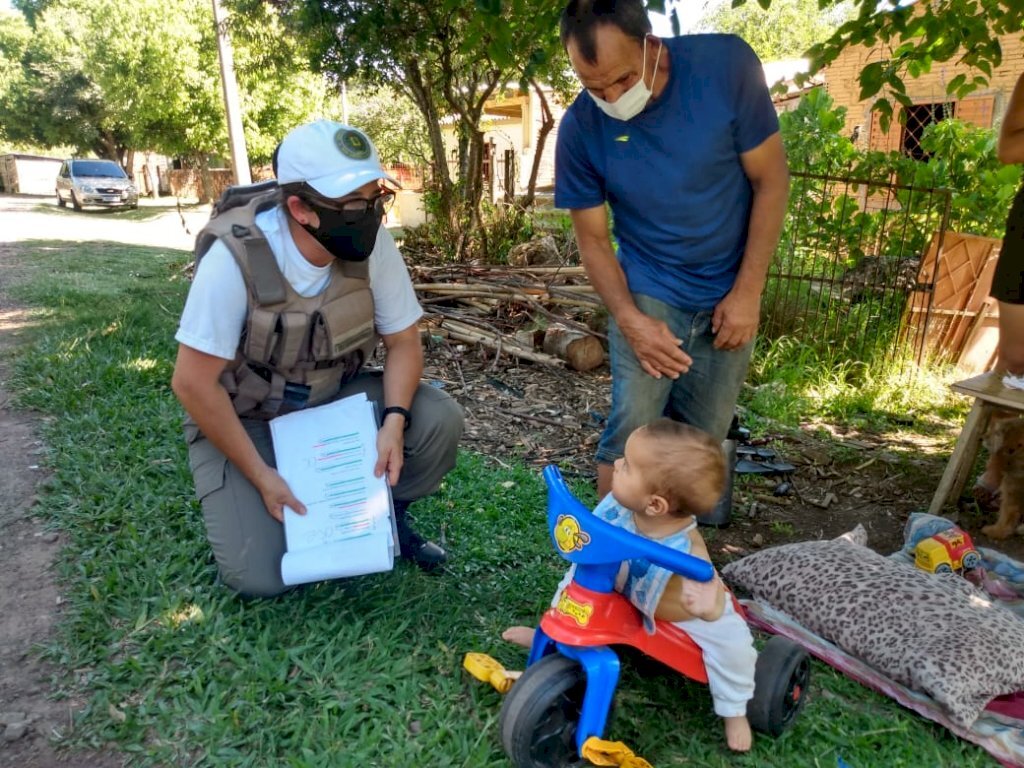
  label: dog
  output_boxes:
[981,417,1024,539]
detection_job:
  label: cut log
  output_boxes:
[508,235,561,266]
[542,324,605,371]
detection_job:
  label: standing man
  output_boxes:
[172,120,463,598]
[556,0,789,497]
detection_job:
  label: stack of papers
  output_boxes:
[270,393,396,586]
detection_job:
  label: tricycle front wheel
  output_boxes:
[748,636,810,736]
[499,652,588,768]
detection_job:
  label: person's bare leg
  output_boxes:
[502,626,536,648]
[998,301,1024,375]
[978,302,1024,498]
[974,305,1024,499]
[724,715,753,751]
[597,462,613,498]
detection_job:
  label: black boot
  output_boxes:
[393,501,447,571]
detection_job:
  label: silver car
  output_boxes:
[56,159,139,211]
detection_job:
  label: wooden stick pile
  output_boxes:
[412,263,607,371]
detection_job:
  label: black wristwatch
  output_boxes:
[381,406,412,431]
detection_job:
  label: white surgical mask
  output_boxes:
[589,35,662,121]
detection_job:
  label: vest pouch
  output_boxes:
[186,430,228,502]
[271,311,309,369]
[242,307,281,364]
[311,289,375,362]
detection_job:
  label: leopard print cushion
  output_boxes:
[722,528,1024,727]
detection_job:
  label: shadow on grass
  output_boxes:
[4,239,190,332]
[38,201,207,223]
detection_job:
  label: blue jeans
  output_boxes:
[595,293,754,465]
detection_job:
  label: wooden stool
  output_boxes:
[929,372,1024,514]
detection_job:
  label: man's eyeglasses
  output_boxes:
[303,189,395,223]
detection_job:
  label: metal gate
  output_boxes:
[760,170,952,367]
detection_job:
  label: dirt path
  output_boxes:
[0,194,205,768]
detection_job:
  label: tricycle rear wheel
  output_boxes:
[748,636,810,736]
[499,652,588,768]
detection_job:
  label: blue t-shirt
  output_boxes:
[554,34,779,311]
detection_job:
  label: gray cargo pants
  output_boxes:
[185,373,464,598]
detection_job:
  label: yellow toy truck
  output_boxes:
[914,529,982,574]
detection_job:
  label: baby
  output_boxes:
[504,418,758,751]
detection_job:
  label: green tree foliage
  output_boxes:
[0,11,31,103]
[808,0,1023,130]
[345,86,432,167]
[0,0,326,175]
[779,87,860,172]
[907,120,1023,238]
[657,0,1024,131]
[696,0,853,61]
[235,0,570,260]
[779,88,1021,264]
[0,4,128,159]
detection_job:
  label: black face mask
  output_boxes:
[303,203,382,262]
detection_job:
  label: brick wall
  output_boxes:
[822,24,1022,148]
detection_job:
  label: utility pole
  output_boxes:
[212,0,251,186]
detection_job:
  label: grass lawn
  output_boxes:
[4,238,999,767]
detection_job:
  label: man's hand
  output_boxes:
[374,419,405,486]
[254,466,306,523]
[618,310,692,379]
[712,287,761,350]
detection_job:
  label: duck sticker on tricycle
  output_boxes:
[464,465,810,768]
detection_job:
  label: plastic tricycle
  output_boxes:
[479,465,810,768]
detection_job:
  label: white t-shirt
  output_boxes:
[176,206,423,360]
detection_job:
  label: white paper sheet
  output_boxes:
[270,393,395,585]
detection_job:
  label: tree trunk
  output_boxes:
[92,133,120,162]
[542,324,605,371]
[522,79,555,209]
[403,60,458,234]
[124,148,136,181]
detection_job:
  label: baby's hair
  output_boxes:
[638,418,726,517]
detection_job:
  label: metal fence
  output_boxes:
[761,170,952,367]
[444,144,518,204]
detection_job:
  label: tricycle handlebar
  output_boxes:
[543,465,714,584]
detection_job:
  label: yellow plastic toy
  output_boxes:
[581,736,654,767]
[914,529,982,574]
[463,653,520,694]
[462,653,655,766]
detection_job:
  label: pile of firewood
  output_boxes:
[411,263,607,371]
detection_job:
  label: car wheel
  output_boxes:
[70,191,83,211]
[56,190,66,208]
[748,636,810,736]
[499,653,588,768]
[962,551,981,570]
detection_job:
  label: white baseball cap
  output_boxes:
[275,120,399,199]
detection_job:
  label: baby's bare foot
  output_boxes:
[724,715,752,752]
[501,626,536,648]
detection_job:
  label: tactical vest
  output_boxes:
[193,182,379,419]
